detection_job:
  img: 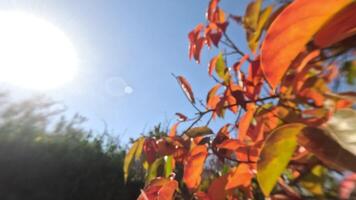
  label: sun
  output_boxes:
[0,11,78,90]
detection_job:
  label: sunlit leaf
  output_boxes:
[257,123,305,196]
[260,0,352,89]
[164,155,174,178]
[138,177,178,200]
[124,137,144,182]
[147,158,164,182]
[243,0,262,33]
[314,2,356,48]
[135,137,145,161]
[177,75,195,104]
[208,56,219,76]
[215,53,230,83]
[183,145,208,189]
[185,126,214,138]
[226,163,253,190]
[238,103,256,141]
[169,122,179,137]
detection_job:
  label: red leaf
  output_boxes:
[175,112,188,121]
[188,24,205,62]
[260,0,352,89]
[183,145,208,190]
[177,76,195,104]
[315,2,356,48]
[143,138,158,164]
[207,175,229,200]
[194,37,205,63]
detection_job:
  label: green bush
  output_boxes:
[0,95,143,200]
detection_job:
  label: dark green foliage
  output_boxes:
[0,95,143,200]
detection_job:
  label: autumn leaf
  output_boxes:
[177,75,195,104]
[215,53,230,83]
[138,177,178,200]
[185,126,214,138]
[168,122,179,137]
[298,109,356,171]
[208,56,219,76]
[314,2,356,48]
[257,123,305,196]
[208,175,229,200]
[143,138,157,164]
[260,0,352,89]
[226,163,253,190]
[184,145,208,190]
[243,0,262,33]
[238,103,256,141]
[176,112,188,121]
[124,137,145,182]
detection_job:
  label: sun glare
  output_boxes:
[0,11,78,90]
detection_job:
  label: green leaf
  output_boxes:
[243,0,262,32]
[298,109,356,171]
[135,137,145,160]
[215,53,230,83]
[124,137,143,182]
[247,5,273,52]
[257,123,305,196]
[185,126,214,138]
[164,155,173,178]
[300,165,326,199]
[341,60,356,85]
[147,158,164,182]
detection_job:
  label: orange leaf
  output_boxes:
[260,0,352,89]
[238,103,256,141]
[169,122,180,137]
[177,76,195,104]
[183,145,208,190]
[138,177,178,200]
[298,88,325,107]
[216,139,242,151]
[207,0,220,22]
[315,2,356,48]
[226,163,253,190]
[208,56,219,76]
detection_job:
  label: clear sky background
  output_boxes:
[0,0,275,143]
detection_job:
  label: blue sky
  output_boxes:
[0,0,256,143]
